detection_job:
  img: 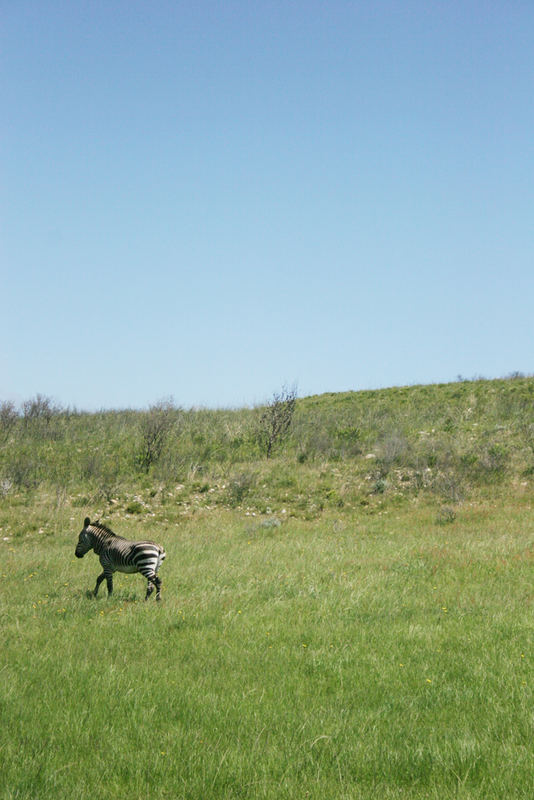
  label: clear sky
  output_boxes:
[2,1,533,410]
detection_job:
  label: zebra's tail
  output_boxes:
[157,547,166,570]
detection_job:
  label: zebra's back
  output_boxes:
[102,539,165,575]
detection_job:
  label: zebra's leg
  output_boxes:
[144,573,162,601]
[145,581,155,601]
[105,572,113,597]
[94,572,106,597]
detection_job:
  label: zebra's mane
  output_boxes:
[88,520,119,538]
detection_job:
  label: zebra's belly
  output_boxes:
[116,563,138,574]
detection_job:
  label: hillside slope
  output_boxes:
[1,376,533,525]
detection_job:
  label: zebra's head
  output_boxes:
[75,517,93,558]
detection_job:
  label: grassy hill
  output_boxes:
[1,375,533,531]
[1,377,534,799]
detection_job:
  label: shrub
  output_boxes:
[433,470,464,504]
[226,471,256,506]
[21,394,60,423]
[21,395,64,441]
[335,426,362,456]
[257,386,297,458]
[125,500,144,514]
[136,399,178,473]
[436,506,457,525]
[376,431,410,476]
[0,401,18,435]
[372,478,388,495]
[8,454,40,490]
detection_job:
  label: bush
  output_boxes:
[125,500,144,514]
[21,394,60,423]
[335,426,362,457]
[436,506,457,525]
[226,471,256,506]
[257,386,297,458]
[0,401,18,436]
[372,478,388,495]
[136,400,178,473]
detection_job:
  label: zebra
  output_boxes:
[75,517,166,601]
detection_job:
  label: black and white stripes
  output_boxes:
[75,517,166,601]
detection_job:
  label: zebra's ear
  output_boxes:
[84,517,90,527]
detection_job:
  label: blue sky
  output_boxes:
[2,1,533,409]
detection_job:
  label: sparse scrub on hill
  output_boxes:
[0,376,533,516]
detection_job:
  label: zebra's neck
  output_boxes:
[88,527,116,555]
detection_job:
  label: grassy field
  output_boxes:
[1,493,533,799]
[1,378,534,798]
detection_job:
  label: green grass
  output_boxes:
[2,496,534,799]
[2,377,533,796]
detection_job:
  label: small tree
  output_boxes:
[258,385,297,458]
[136,399,177,473]
[21,394,63,441]
[22,394,60,423]
[0,401,18,436]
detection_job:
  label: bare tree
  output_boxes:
[22,394,61,422]
[0,401,18,435]
[258,385,297,458]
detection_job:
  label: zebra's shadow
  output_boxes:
[83,589,141,602]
